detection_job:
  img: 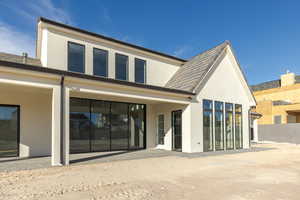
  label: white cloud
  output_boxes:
[173,45,192,57]
[27,0,73,24]
[0,0,74,57]
[0,22,35,57]
[0,0,74,25]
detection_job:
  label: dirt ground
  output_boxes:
[1,143,300,200]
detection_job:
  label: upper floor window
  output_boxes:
[93,48,108,77]
[115,53,128,81]
[68,42,85,73]
[135,58,146,84]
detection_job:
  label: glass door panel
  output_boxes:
[91,101,110,151]
[0,105,19,157]
[110,102,129,150]
[70,98,91,153]
[172,110,182,151]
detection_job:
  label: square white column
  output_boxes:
[51,86,61,166]
[63,87,70,165]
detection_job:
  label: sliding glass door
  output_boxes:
[0,105,19,157]
[70,98,146,153]
[90,101,110,152]
[69,98,91,153]
[110,102,129,150]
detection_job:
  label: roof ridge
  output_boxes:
[186,40,230,62]
[165,41,229,92]
[190,42,229,92]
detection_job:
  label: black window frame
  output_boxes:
[69,97,146,154]
[157,114,165,145]
[0,104,20,157]
[225,102,234,150]
[234,104,243,149]
[134,58,146,84]
[203,99,214,152]
[67,41,85,73]
[214,101,224,151]
[115,53,129,81]
[93,47,108,77]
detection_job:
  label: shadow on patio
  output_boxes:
[0,146,275,172]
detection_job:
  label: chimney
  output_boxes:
[22,52,28,64]
[281,71,295,87]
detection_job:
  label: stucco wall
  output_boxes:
[0,86,52,157]
[195,53,253,152]
[42,28,181,87]
[254,83,300,125]
[146,103,187,151]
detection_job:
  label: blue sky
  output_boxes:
[0,0,300,85]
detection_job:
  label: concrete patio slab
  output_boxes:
[0,146,272,172]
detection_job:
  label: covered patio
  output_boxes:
[0,64,193,167]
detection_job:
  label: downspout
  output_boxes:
[60,76,65,165]
[248,108,251,149]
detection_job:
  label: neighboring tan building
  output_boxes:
[0,17,256,166]
[252,72,300,125]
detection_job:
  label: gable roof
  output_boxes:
[39,17,186,63]
[165,41,229,92]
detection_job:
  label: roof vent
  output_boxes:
[22,52,28,64]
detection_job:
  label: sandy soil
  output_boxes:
[1,143,300,200]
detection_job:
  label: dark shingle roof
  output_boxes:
[251,80,281,92]
[0,52,41,67]
[251,75,300,92]
[165,41,229,92]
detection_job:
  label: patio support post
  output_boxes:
[51,86,62,166]
[63,87,70,165]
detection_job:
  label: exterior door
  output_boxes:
[0,105,19,157]
[172,110,182,151]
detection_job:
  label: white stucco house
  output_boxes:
[0,17,256,166]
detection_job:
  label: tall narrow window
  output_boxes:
[235,104,243,149]
[68,42,85,73]
[214,101,224,150]
[115,53,128,80]
[225,103,234,150]
[93,48,108,77]
[203,100,213,152]
[135,58,146,84]
[157,114,164,145]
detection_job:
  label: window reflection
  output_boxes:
[203,100,213,152]
[235,104,243,149]
[215,101,224,150]
[70,98,145,153]
[225,103,234,150]
[0,106,19,157]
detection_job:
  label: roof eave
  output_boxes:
[0,60,195,96]
[38,17,187,63]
